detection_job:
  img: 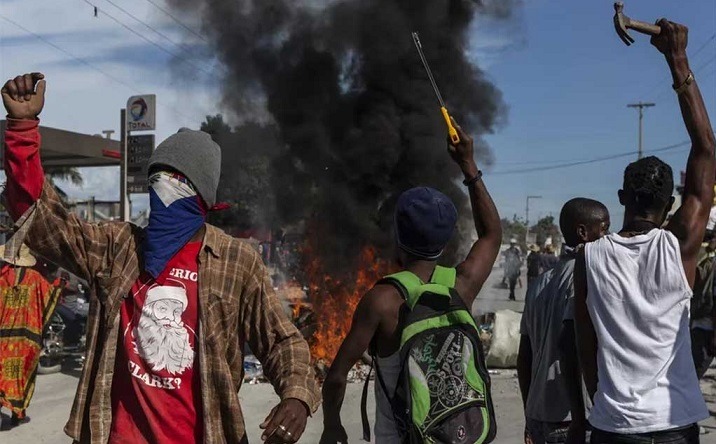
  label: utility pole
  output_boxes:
[526,195,542,244]
[627,102,655,160]
[120,109,129,222]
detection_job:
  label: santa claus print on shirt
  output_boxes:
[126,278,196,377]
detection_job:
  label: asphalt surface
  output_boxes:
[2,258,716,442]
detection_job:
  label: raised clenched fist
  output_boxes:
[1,73,46,120]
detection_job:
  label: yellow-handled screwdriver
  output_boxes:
[412,32,460,145]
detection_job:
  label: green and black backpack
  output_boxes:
[361,266,497,444]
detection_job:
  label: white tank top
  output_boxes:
[374,352,402,443]
[585,229,708,433]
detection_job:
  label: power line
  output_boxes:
[100,0,201,61]
[695,53,716,73]
[487,140,691,176]
[688,33,715,61]
[141,0,208,44]
[0,14,139,93]
[652,53,716,102]
[81,0,212,78]
[641,33,716,100]
[0,13,196,126]
[703,65,716,79]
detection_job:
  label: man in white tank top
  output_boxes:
[320,121,502,443]
[573,19,715,444]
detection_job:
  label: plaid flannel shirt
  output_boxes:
[7,181,319,443]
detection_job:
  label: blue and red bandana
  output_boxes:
[143,171,206,278]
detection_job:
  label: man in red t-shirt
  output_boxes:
[110,242,204,444]
[1,73,318,443]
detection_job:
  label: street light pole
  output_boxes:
[627,102,655,160]
[526,195,542,244]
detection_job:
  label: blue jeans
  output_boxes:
[590,424,699,444]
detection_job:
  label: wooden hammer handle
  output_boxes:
[627,19,661,36]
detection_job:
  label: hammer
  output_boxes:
[613,2,661,46]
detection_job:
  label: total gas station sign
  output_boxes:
[126,94,156,131]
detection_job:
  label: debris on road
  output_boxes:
[314,358,373,383]
[483,310,522,369]
[243,355,266,383]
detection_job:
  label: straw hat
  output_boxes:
[0,243,37,267]
[528,244,541,253]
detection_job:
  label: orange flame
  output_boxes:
[305,245,394,364]
[279,284,309,320]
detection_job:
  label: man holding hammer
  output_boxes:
[575,18,715,444]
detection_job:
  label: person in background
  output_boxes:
[540,244,559,273]
[54,274,88,350]
[574,19,715,443]
[690,230,716,379]
[0,243,60,429]
[526,244,542,293]
[320,120,501,443]
[2,72,318,443]
[518,198,610,444]
[504,238,522,300]
[691,193,716,380]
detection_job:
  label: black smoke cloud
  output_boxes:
[169,0,513,269]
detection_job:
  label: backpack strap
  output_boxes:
[379,271,423,306]
[362,278,414,441]
[380,269,456,309]
[360,359,374,441]
[430,265,456,287]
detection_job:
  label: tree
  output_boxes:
[41,166,82,203]
[501,215,527,247]
[44,166,83,186]
[530,215,560,246]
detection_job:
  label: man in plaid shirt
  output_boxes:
[1,72,319,444]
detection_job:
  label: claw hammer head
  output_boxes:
[614,2,635,46]
[613,2,661,46]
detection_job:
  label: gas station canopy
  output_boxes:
[0,120,120,168]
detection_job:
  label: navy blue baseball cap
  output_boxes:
[394,187,458,260]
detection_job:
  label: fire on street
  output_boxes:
[4,264,716,442]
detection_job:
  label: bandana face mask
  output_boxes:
[143,171,206,278]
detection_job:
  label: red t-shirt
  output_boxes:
[109,242,203,444]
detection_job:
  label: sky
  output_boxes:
[0,0,714,225]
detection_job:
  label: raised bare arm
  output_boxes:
[452,120,502,307]
[659,20,716,286]
[2,73,122,284]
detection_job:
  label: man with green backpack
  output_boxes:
[321,120,501,443]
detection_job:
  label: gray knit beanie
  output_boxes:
[148,128,221,207]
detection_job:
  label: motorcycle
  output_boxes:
[38,310,87,375]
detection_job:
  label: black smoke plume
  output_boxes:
[169,0,513,270]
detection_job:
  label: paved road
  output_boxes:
[3,259,716,442]
[0,261,527,443]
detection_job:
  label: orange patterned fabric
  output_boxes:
[0,264,58,417]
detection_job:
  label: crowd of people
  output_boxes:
[0,15,713,444]
[503,240,561,301]
[514,21,714,444]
